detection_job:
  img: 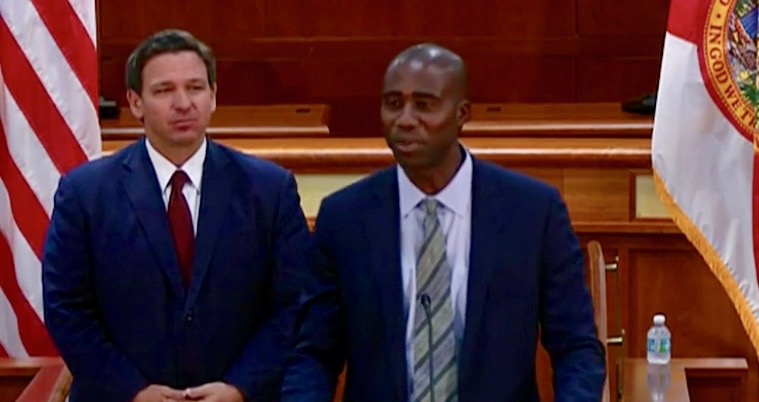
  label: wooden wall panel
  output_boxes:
[575,234,759,402]
[576,57,664,102]
[577,0,670,36]
[98,0,266,40]
[512,168,565,192]
[627,249,752,360]
[265,0,575,37]
[563,169,631,222]
[96,0,668,108]
[466,57,576,103]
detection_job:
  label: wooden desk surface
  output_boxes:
[465,103,653,138]
[100,103,652,139]
[100,105,330,139]
[102,136,652,171]
[0,358,61,378]
[623,358,749,402]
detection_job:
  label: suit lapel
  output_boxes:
[121,139,185,298]
[186,141,233,307]
[460,159,505,386]
[364,168,408,402]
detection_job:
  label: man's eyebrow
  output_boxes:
[381,91,440,99]
[411,92,440,100]
[148,81,173,89]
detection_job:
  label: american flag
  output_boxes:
[0,0,100,357]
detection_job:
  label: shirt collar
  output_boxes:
[397,147,473,218]
[145,137,207,192]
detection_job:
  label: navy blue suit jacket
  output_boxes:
[42,138,310,402]
[282,158,605,402]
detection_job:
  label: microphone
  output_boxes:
[419,292,435,402]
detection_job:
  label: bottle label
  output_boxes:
[659,338,670,353]
[647,338,670,353]
[647,338,656,352]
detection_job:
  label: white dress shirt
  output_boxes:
[145,138,206,235]
[397,149,473,381]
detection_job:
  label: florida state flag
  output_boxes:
[652,0,759,354]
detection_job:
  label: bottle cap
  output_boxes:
[653,314,666,325]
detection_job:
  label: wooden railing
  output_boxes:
[101,104,330,140]
[99,102,653,140]
[0,358,68,402]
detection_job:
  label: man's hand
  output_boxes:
[133,384,186,402]
[184,382,244,402]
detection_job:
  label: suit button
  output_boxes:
[185,311,193,324]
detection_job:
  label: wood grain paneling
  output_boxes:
[0,358,60,402]
[577,0,669,36]
[96,0,668,106]
[98,0,266,40]
[563,169,631,222]
[467,56,576,103]
[628,249,747,358]
[264,0,574,37]
[576,57,663,102]
[101,137,653,173]
[511,168,564,192]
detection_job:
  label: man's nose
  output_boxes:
[172,89,192,110]
[395,103,418,129]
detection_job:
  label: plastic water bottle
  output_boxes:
[646,314,671,364]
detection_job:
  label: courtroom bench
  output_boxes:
[464,102,653,138]
[100,104,330,139]
[102,136,652,172]
[99,102,654,140]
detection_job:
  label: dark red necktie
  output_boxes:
[167,170,194,287]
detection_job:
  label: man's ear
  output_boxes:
[210,83,217,113]
[126,89,144,121]
[457,99,471,126]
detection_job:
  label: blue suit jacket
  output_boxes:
[42,138,310,402]
[282,158,605,402]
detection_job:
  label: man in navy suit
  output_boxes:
[282,44,605,402]
[42,30,310,402]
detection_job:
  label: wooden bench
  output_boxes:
[100,104,330,139]
[465,103,653,138]
[99,102,653,140]
[102,136,652,171]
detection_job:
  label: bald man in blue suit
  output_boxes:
[282,44,605,402]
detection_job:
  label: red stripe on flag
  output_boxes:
[753,155,759,294]
[0,18,88,174]
[0,236,57,356]
[29,0,97,108]
[667,0,710,44]
[0,125,49,258]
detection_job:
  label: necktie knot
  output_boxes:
[421,197,438,217]
[170,170,190,190]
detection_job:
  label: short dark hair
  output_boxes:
[125,29,216,94]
